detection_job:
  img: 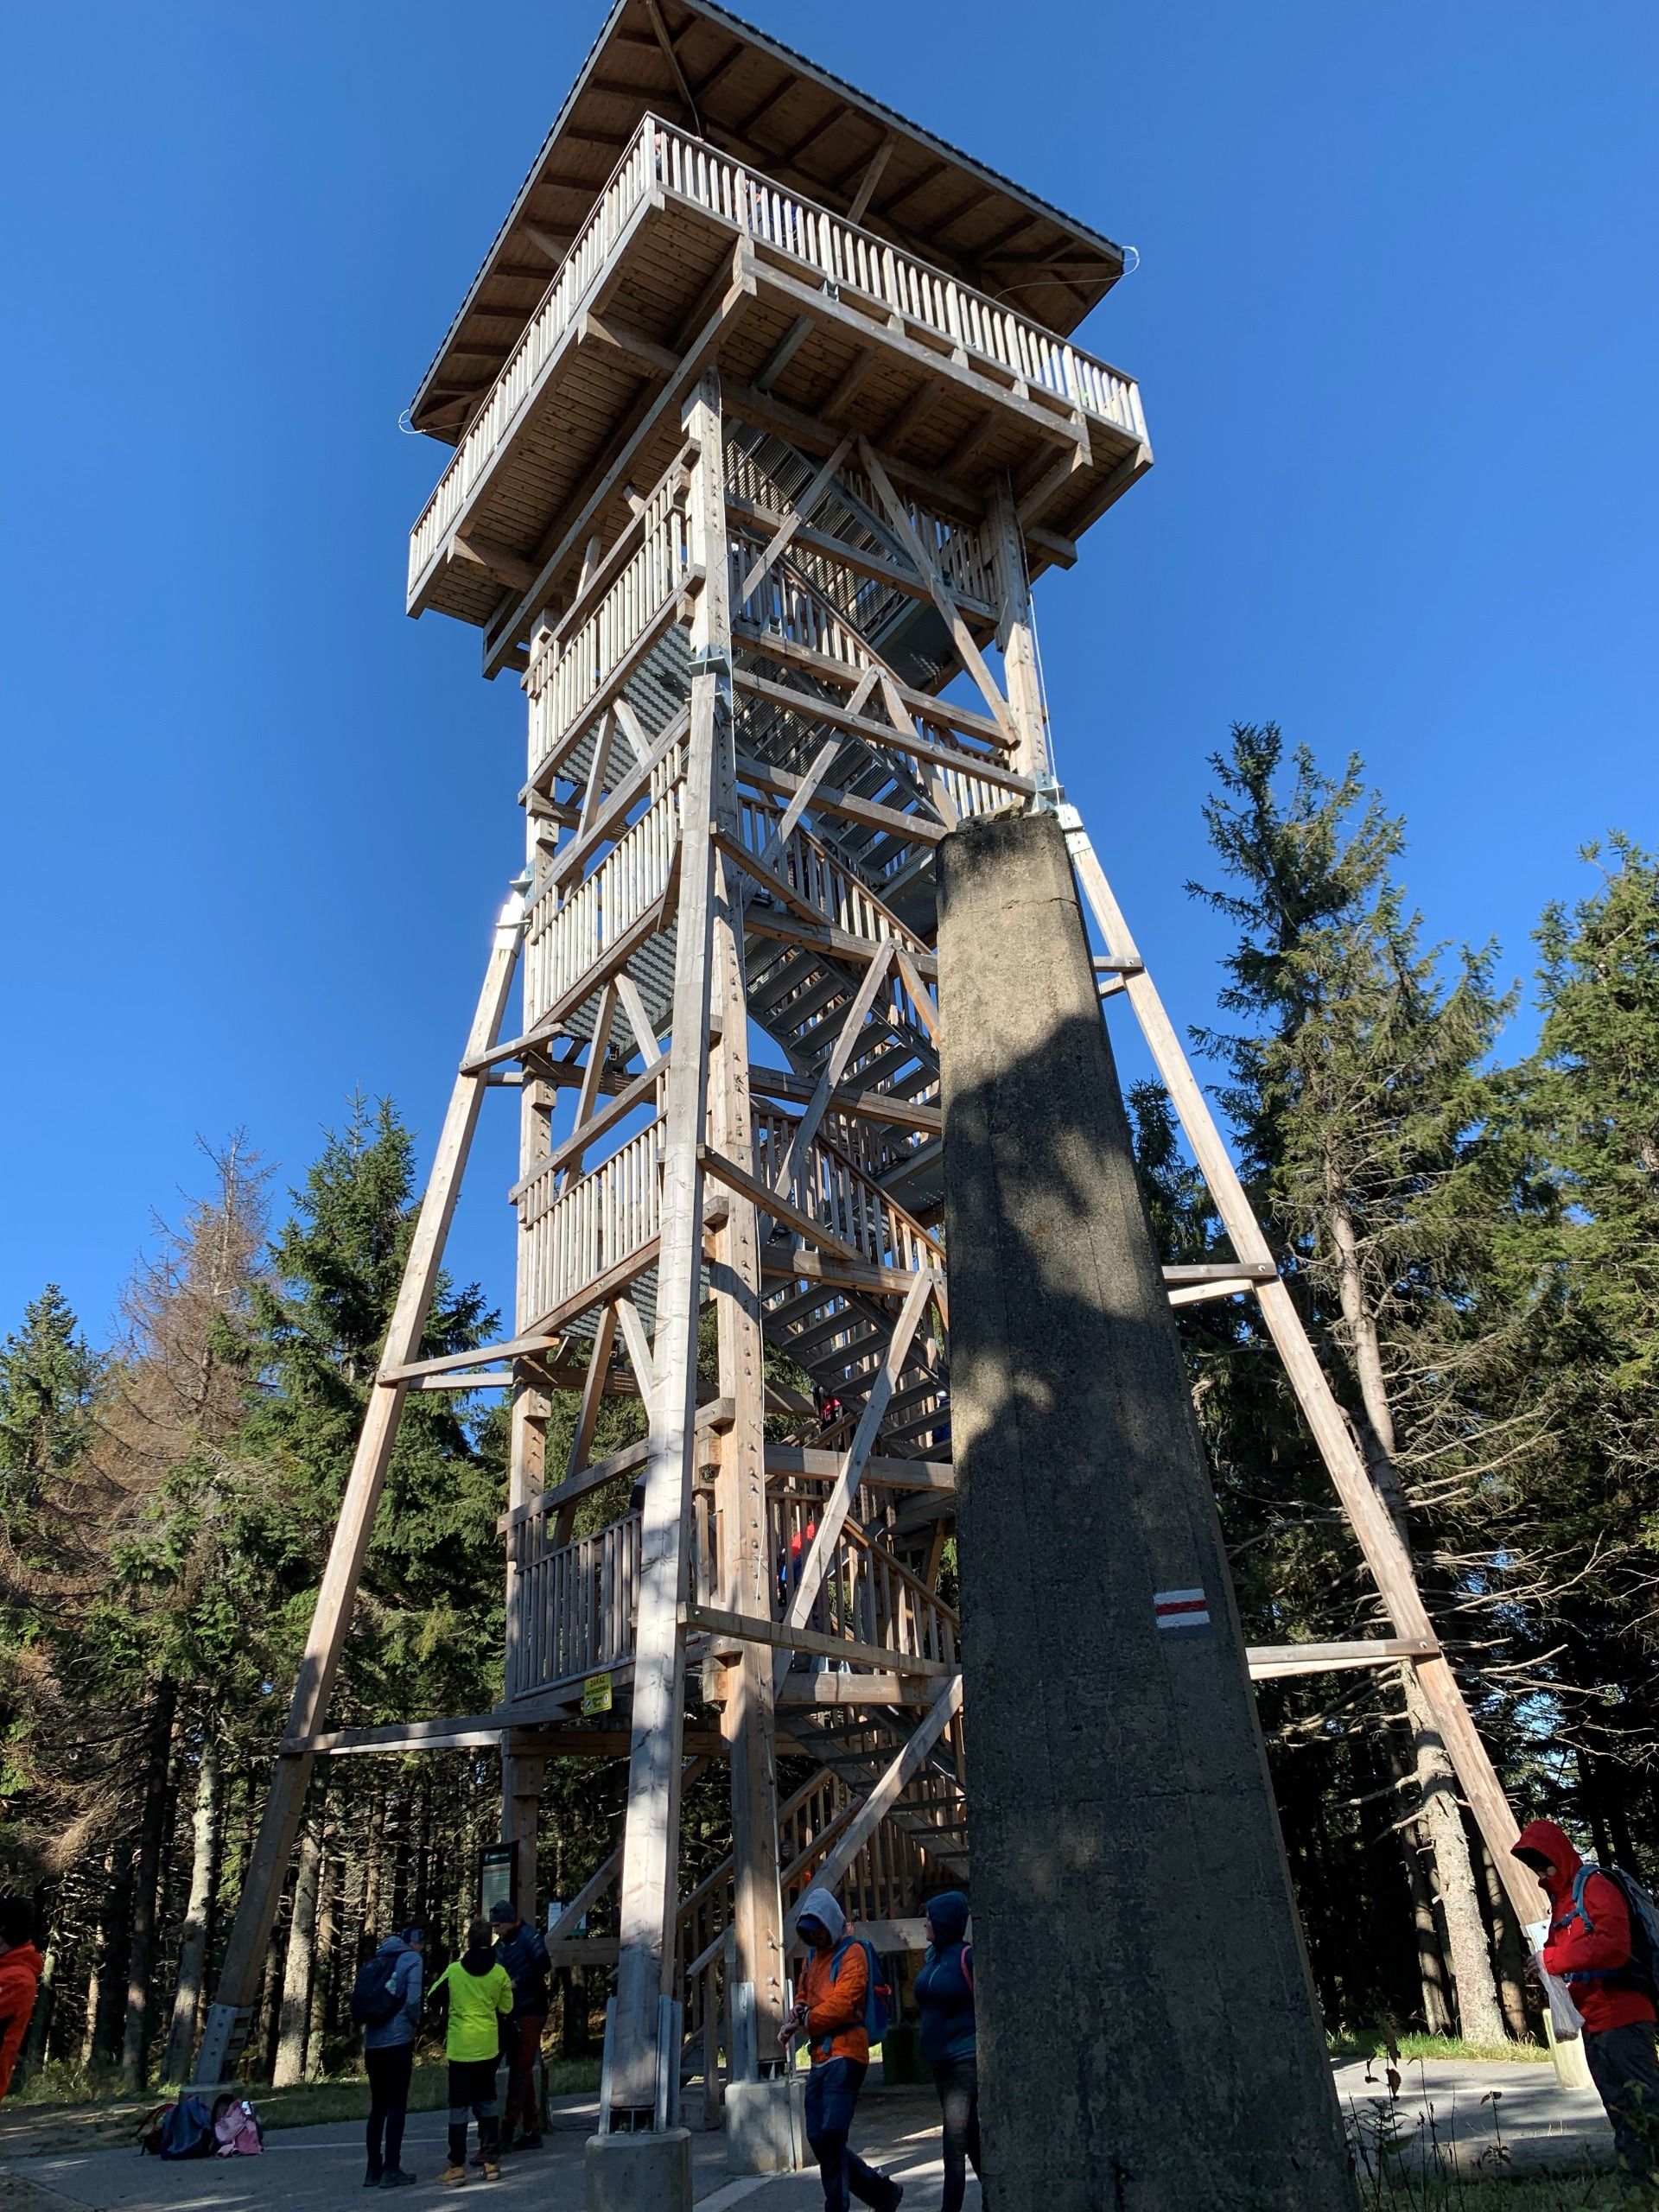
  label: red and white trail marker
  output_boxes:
[1154,1587,1211,1637]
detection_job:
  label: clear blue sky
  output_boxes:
[2,1,1654,1346]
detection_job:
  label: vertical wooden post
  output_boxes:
[501,1738,545,1926]
[709,837,787,2062]
[191,895,524,2086]
[607,369,725,2122]
[990,477,1050,782]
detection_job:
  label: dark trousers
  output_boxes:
[365,2043,414,2175]
[1586,2021,1659,2181]
[502,2011,545,2134]
[445,2056,499,2167]
[932,2056,982,2212]
[804,2057,898,2212]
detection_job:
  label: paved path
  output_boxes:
[0,2062,1615,2211]
[1333,2055,1611,2175]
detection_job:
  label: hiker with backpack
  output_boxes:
[912,1892,982,2212]
[486,1898,550,2153]
[353,1925,424,2188]
[781,1886,904,2212]
[1511,1818,1659,2182]
[429,1918,514,2187]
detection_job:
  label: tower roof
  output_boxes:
[410,0,1128,440]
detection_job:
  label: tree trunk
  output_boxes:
[307,1819,338,2078]
[272,1819,322,2088]
[1399,1662,1507,2044]
[22,1903,60,2076]
[1478,1838,1531,2041]
[1328,1195,1506,2046]
[80,1860,111,2069]
[120,1680,178,2089]
[1380,1723,1454,2032]
[161,1736,220,2082]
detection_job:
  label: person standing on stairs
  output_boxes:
[913,1892,983,2212]
[429,1920,513,2187]
[782,1886,904,2212]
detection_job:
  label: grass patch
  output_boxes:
[1359,2181,1639,2212]
[0,2053,601,2155]
[1332,2031,1552,2067]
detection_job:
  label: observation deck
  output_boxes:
[404,0,1150,679]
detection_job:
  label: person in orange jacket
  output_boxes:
[1513,1817,1659,2180]
[780,1887,902,2212]
[0,1900,45,2101]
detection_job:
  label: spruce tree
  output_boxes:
[1190,723,1518,2043]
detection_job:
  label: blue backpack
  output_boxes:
[830,1936,893,2044]
[1566,1865,1659,1998]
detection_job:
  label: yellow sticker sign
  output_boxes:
[582,1672,613,1717]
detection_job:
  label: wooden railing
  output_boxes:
[770,1497,958,1670]
[518,1121,664,1328]
[409,112,1146,604]
[524,757,683,1027]
[511,1512,642,1698]
[408,124,660,595]
[753,1109,943,1279]
[736,796,925,959]
[652,118,1145,437]
[526,483,693,775]
[724,445,998,613]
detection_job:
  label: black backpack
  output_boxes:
[350,1955,405,2027]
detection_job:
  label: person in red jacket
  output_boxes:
[1512,1818,1659,2180]
[0,1899,45,2102]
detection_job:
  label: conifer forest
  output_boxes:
[3,725,1655,2093]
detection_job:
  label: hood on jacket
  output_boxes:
[1513,1818,1586,1897]
[375,1935,410,1959]
[796,1887,847,1942]
[461,1943,498,1975]
[926,1891,969,1944]
[0,1942,41,1977]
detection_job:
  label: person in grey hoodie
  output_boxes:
[362,1927,424,2188]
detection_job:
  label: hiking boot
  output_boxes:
[439,2165,468,2188]
[364,2171,384,2190]
[380,2171,416,2189]
[480,2161,501,2183]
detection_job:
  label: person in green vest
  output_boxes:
[429,1919,513,2186]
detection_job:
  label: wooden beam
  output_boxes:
[686,1604,950,1680]
[846,133,897,226]
[1246,1638,1439,1681]
[736,434,852,606]
[782,1674,963,1936]
[777,1268,939,1682]
[775,945,895,1198]
[858,438,1018,744]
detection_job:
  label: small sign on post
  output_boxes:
[478,1841,516,1922]
[582,1670,614,1716]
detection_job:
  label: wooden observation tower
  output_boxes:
[196,0,1543,2156]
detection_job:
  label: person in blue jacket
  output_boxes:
[912,1893,982,2212]
[361,1926,424,2188]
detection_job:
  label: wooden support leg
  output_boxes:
[191,895,524,2085]
[501,1738,545,1926]
[709,844,786,2069]
[1062,814,1537,1929]
[607,370,724,2123]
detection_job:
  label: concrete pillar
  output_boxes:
[937,811,1357,2212]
